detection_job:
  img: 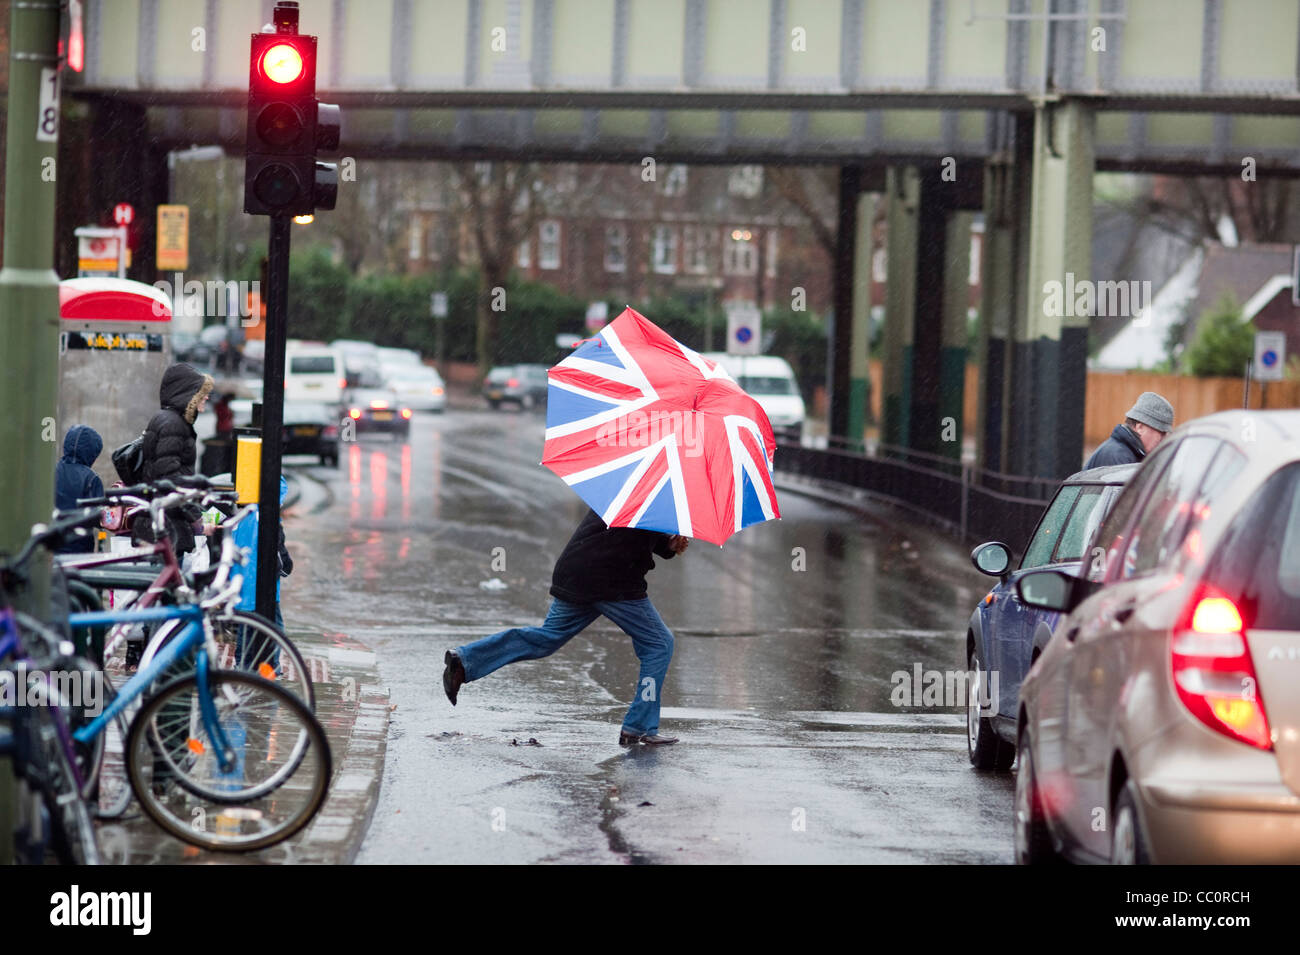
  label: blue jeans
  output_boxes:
[456,597,675,737]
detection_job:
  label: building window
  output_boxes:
[539,220,561,270]
[872,247,887,282]
[662,165,688,197]
[652,226,678,274]
[517,238,531,268]
[969,233,982,286]
[408,218,423,261]
[724,227,757,276]
[765,228,778,278]
[604,225,627,273]
[683,226,713,274]
[728,165,763,198]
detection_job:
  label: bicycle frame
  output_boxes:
[69,604,237,772]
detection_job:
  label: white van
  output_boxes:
[285,342,345,406]
[702,352,806,441]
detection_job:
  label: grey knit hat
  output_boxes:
[1127,392,1174,433]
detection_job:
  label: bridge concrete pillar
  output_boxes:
[80,98,169,280]
[828,166,862,442]
[881,165,972,458]
[880,166,918,449]
[846,190,876,449]
[976,115,1034,475]
[1008,100,1094,479]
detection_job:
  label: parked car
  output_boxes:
[345,369,411,436]
[172,330,213,367]
[285,342,345,406]
[381,361,446,413]
[483,364,549,410]
[1015,410,1300,864]
[377,346,422,368]
[282,401,340,466]
[702,353,805,443]
[965,463,1136,770]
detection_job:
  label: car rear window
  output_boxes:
[1207,462,1300,630]
[488,368,513,383]
[736,376,796,396]
[290,356,335,374]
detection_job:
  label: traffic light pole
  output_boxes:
[255,215,291,621]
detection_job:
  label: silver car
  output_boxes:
[1015,410,1300,864]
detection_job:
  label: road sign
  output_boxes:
[1254,330,1286,382]
[431,291,448,319]
[112,203,134,226]
[585,301,609,332]
[75,226,126,277]
[725,301,761,356]
[156,205,188,270]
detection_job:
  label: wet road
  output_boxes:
[279,408,1016,863]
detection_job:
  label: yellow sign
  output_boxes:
[236,435,261,504]
[156,204,189,271]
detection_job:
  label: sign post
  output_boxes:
[432,290,448,373]
[1254,330,1286,409]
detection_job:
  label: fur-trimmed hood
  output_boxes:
[159,363,214,425]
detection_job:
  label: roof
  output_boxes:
[1066,462,1140,484]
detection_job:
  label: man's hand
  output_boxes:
[668,534,690,554]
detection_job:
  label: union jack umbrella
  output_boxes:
[542,307,780,546]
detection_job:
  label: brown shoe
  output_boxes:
[619,731,678,746]
[443,650,466,705]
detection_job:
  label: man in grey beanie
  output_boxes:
[1084,391,1174,469]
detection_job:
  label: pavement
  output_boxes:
[95,627,390,865]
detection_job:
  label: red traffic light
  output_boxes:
[260,42,304,83]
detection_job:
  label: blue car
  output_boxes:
[965,463,1137,770]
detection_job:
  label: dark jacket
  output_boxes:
[137,363,213,553]
[550,509,677,604]
[55,425,104,553]
[1084,423,1145,470]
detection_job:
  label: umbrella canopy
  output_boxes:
[542,307,780,546]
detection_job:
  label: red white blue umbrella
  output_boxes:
[542,307,780,546]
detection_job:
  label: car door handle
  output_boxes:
[1104,603,1136,626]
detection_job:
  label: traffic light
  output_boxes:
[243,2,340,217]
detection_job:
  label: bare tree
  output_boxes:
[448,161,549,372]
[767,166,838,258]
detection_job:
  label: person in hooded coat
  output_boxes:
[136,362,214,555]
[54,424,104,554]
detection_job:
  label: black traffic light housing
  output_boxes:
[243,2,340,216]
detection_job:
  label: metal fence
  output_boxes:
[776,439,1058,554]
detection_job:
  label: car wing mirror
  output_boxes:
[970,541,1012,583]
[1016,569,1098,613]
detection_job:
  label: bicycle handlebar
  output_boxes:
[3,508,103,575]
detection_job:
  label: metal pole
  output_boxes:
[0,0,61,869]
[1243,359,1252,409]
[256,215,291,620]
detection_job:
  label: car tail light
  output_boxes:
[401,408,412,419]
[507,377,519,388]
[339,377,347,389]
[323,425,338,438]
[370,399,389,410]
[1171,586,1271,750]
[349,408,361,420]
[432,386,444,396]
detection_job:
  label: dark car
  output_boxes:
[964,463,1137,770]
[483,364,549,410]
[282,401,340,466]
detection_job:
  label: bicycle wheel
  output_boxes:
[207,610,315,710]
[125,670,331,852]
[81,670,134,819]
[24,705,100,864]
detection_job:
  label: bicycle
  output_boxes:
[1,508,107,863]
[4,508,332,853]
[61,477,315,710]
